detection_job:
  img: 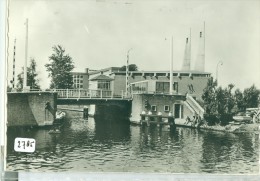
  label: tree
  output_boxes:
[202,77,218,115]
[234,89,244,112]
[243,85,260,108]
[119,64,138,71]
[16,58,40,90]
[45,45,74,89]
[223,84,235,114]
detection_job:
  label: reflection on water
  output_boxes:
[6,116,259,173]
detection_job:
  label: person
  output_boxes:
[185,116,191,125]
[192,113,198,127]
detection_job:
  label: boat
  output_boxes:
[56,111,66,120]
[233,112,252,123]
[233,116,252,122]
[48,129,61,134]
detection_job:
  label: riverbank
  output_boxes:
[176,119,260,133]
[132,118,260,134]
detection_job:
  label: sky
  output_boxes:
[7,0,260,90]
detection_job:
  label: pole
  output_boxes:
[23,18,28,91]
[216,61,223,84]
[169,36,173,95]
[203,21,206,70]
[126,48,132,97]
[12,39,16,89]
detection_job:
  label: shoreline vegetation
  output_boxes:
[199,77,260,132]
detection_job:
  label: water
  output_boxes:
[6,115,259,173]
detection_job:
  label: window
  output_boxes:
[151,105,157,112]
[97,81,111,90]
[164,105,170,112]
[173,82,178,92]
[156,82,169,93]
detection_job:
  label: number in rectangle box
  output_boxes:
[14,137,36,153]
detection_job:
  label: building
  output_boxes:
[71,69,89,89]
[71,68,211,99]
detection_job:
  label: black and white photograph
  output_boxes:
[3,0,260,176]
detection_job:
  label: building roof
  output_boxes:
[88,67,121,75]
[89,74,114,81]
[112,70,211,75]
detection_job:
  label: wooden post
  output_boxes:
[83,107,88,119]
[66,89,68,99]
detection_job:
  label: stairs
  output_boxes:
[185,94,205,119]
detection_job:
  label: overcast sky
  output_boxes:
[7,0,260,89]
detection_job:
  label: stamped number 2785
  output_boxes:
[14,138,36,153]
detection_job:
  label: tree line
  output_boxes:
[202,77,260,125]
[10,45,139,90]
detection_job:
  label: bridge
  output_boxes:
[28,89,132,102]
[28,89,133,120]
[54,89,132,105]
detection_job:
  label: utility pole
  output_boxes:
[23,18,28,91]
[169,36,173,95]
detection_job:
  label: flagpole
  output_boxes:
[170,36,173,95]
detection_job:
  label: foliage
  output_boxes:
[234,89,244,112]
[16,58,40,90]
[45,45,74,89]
[201,77,217,115]
[202,78,260,126]
[119,64,138,71]
[243,85,260,109]
[6,85,12,92]
[223,84,235,114]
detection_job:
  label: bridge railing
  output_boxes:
[13,89,132,99]
[52,89,131,99]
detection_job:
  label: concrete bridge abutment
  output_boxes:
[7,92,57,127]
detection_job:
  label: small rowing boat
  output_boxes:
[48,129,61,134]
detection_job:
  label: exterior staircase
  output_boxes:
[184,94,205,119]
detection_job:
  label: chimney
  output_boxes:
[194,30,205,72]
[181,37,191,71]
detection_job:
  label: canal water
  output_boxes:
[6,114,259,173]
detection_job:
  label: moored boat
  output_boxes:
[56,111,66,120]
[232,115,252,122]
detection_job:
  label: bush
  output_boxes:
[204,114,219,126]
[219,113,233,126]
